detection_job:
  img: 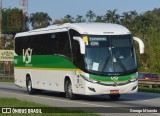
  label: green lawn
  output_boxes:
[0,79,14,82]
[0,98,98,116]
[0,76,14,82]
[138,86,160,94]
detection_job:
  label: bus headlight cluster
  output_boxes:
[129,74,138,82]
[80,74,97,83]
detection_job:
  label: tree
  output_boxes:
[75,15,85,23]
[53,19,64,25]
[53,18,73,25]
[5,39,14,50]
[95,16,105,22]
[2,8,27,35]
[64,15,74,23]
[130,10,138,20]
[86,10,96,22]
[29,12,52,29]
[104,9,120,23]
[135,14,153,38]
[132,9,160,73]
[120,12,131,27]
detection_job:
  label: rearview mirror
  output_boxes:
[73,36,85,54]
[133,37,144,54]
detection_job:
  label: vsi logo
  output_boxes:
[23,48,32,64]
[111,76,119,81]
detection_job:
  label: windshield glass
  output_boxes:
[85,34,137,75]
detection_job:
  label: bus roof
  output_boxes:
[15,23,131,38]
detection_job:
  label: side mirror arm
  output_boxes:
[133,37,144,54]
[73,36,85,54]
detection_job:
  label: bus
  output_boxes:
[14,23,144,100]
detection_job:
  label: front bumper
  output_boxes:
[84,80,138,95]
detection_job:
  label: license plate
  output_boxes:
[110,90,119,94]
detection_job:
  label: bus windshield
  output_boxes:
[85,34,137,75]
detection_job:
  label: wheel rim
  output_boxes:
[28,80,32,92]
[67,83,72,97]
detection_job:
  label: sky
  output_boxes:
[2,0,160,21]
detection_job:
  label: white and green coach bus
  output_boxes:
[14,23,144,100]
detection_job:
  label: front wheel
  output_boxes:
[26,77,35,94]
[65,80,76,100]
[109,94,120,100]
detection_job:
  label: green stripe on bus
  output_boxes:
[14,67,78,71]
[89,73,136,82]
[14,55,77,69]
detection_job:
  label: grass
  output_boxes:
[0,79,14,82]
[0,98,98,116]
[0,76,14,82]
[138,86,160,94]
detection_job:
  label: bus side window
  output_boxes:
[15,37,22,55]
[15,36,30,55]
[29,34,52,55]
[52,32,72,59]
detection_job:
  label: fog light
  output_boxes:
[88,87,96,92]
[132,86,137,91]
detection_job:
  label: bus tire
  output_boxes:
[109,94,120,100]
[26,76,35,94]
[65,80,76,100]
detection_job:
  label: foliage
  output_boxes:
[2,8,28,35]
[104,9,120,23]
[75,15,86,23]
[95,16,105,22]
[64,15,74,23]
[86,10,96,22]
[53,18,71,25]
[139,86,160,93]
[5,39,15,50]
[53,15,74,24]
[29,12,52,29]
[130,8,160,74]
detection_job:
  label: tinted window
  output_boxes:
[15,32,71,59]
[15,36,30,55]
[30,34,52,55]
[53,32,71,58]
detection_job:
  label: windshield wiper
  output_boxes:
[115,57,127,72]
[101,56,110,73]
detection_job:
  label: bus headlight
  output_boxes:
[130,74,138,82]
[80,74,97,83]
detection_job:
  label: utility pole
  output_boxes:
[20,0,28,31]
[0,0,3,48]
[0,0,2,34]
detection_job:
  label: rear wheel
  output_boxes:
[26,76,35,94]
[65,80,76,100]
[109,94,120,100]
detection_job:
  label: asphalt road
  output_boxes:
[0,82,160,116]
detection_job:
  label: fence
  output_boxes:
[138,80,160,88]
[0,61,14,80]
